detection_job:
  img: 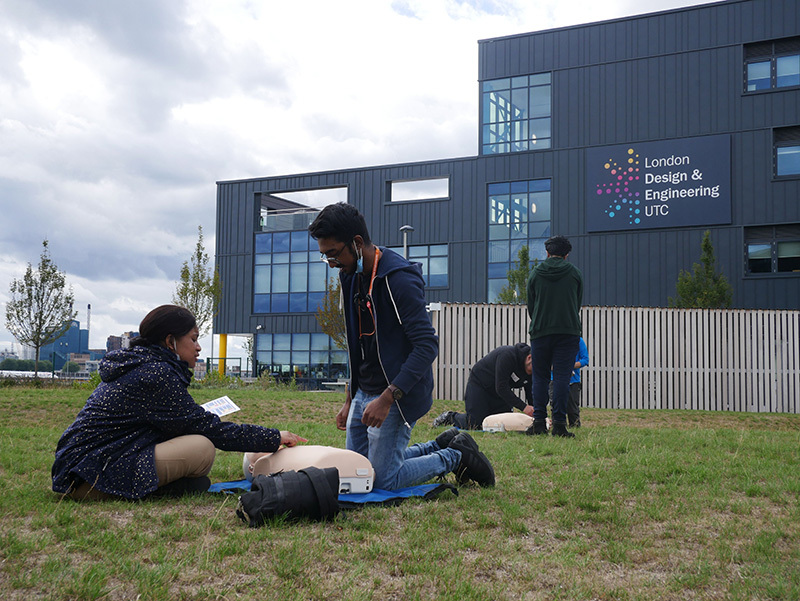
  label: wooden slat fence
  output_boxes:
[430,304,800,414]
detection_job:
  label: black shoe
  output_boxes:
[525,420,548,436]
[433,410,457,427]
[551,422,575,438]
[435,426,460,449]
[449,431,495,487]
[152,476,211,498]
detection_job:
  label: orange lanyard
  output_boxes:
[358,247,380,338]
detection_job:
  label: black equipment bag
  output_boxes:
[236,466,340,526]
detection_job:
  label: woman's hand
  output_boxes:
[280,431,308,447]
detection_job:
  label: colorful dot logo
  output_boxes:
[596,147,642,225]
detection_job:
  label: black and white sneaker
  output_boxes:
[448,431,495,487]
[433,410,458,427]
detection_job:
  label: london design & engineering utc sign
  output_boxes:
[586,134,731,232]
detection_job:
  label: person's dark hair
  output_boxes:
[130,305,197,348]
[544,236,572,257]
[308,202,371,245]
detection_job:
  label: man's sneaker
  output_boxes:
[525,420,548,436]
[435,426,460,450]
[433,410,457,427]
[448,431,495,487]
[551,422,575,438]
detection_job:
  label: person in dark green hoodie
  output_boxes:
[526,236,583,438]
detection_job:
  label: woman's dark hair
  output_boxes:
[130,305,197,348]
[308,202,371,245]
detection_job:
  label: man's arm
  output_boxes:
[494,350,529,412]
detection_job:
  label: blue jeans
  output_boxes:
[531,334,580,425]
[347,389,461,489]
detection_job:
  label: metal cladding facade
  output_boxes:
[216,0,800,341]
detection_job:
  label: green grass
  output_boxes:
[1,387,799,600]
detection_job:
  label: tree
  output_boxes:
[5,240,77,377]
[62,361,80,374]
[173,225,222,337]
[669,230,733,309]
[496,245,537,304]
[315,276,346,350]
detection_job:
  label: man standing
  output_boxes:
[433,343,533,430]
[526,236,583,438]
[308,203,494,488]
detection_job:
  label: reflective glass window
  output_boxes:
[254,265,271,294]
[273,232,291,252]
[746,61,771,91]
[747,244,772,273]
[487,179,551,301]
[776,55,800,88]
[289,293,307,312]
[271,264,289,293]
[308,292,325,312]
[384,245,448,288]
[481,73,551,155]
[777,145,800,176]
[777,241,800,272]
[271,293,289,313]
[255,233,272,254]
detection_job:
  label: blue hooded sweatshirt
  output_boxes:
[340,247,439,424]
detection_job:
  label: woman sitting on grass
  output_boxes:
[52,304,306,501]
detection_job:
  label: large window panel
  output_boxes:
[746,61,771,91]
[385,244,449,288]
[777,241,800,272]
[745,225,800,275]
[254,229,334,314]
[776,55,800,88]
[776,145,800,176]
[481,73,551,155]
[487,179,552,301]
[747,244,772,273]
[744,37,800,92]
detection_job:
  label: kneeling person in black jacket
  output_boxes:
[433,343,533,430]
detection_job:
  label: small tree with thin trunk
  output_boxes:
[669,230,733,308]
[315,277,346,350]
[5,240,77,377]
[496,245,537,304]
[173,225,222,336]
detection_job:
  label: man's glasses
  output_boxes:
[319,244,348,266]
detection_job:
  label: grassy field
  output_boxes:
[1,385,799,601]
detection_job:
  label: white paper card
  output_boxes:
[201,395,241,417]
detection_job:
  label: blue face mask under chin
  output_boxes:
[355,244,363,274]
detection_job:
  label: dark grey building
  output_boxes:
[215,0,800,384]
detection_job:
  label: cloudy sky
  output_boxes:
[0,0,718,361]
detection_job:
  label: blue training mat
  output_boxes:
[208,479,457,507]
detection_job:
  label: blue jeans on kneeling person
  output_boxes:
[347,389,461,490]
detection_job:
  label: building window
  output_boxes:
[775,126,800,178]
[745,37,800,92]
[255,332,348,386]
[487,179,551,301]
[481,73,551,155]
[745,225,800,275]
[254,231,335,314]
[385,244,449,287]
[390,178,449,202]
